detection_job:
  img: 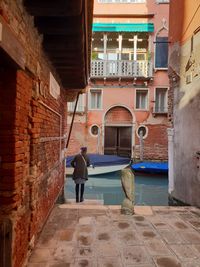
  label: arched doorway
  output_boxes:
[104,106,134,157]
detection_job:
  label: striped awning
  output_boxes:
[92,23,154,32]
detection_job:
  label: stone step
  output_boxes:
[65,198,104,205]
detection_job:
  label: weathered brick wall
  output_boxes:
[0,1,68,267]
[105,107,132,124]
[67,121,103,156]
[135,124,168,160]
[67,116,87,156]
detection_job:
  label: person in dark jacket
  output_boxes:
[71,147,90,202]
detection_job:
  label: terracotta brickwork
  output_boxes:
[135,124,168,160]
[105,107,132,124]
[67,117,87,155]
[0,1,68,267]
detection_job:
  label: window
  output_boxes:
[155,88,168,113]
[136,89,148,110]
[90,89,102,109]
[156,0,169,3]
[92,32,104,60]
[98,0,146,3]
[90,125,100,136]
[137,125,148,139]
[155,36,168,69]
[68,94,85,112]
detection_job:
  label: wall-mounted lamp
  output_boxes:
[144,81,148,86]
[103,77,106,86]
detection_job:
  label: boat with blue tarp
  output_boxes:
[131,162,168,174]
[66,154,130,176]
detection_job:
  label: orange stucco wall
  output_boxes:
[94,0,169,31]
[169,0,200,44]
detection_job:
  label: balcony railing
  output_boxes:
[91,60,153,78]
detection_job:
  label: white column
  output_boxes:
[139,131,144,161]
[118,34,122,76]
[118,34,122,60]
[168,128,174,194]
[148,34,151,55]
[103,33,107,60]
[103,33,107,77]
[133,35,138,61]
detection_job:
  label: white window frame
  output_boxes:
[68,94,85,113]
[154,87,168,113]
[135,88,149,111]
[98,0,146,3]
[90,124,100,137]
[136,125,148,139]
[89,88,103,110]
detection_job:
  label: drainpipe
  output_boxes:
[66,92,80,149]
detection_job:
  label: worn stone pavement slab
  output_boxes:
[27,204,200,267]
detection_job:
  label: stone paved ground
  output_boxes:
[27,203,200,267]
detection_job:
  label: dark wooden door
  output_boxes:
[104,127,118,155]
[104,126,131,157]
[118,127,132,157]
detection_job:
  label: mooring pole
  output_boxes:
[139,131,144,161]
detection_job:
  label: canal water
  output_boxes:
[64,171,168,206]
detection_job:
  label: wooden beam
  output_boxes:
[34,16,83,35]
[24,0,82,17]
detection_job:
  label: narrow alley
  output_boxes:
[0,0,200,267]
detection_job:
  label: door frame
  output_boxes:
[102,105,136,158]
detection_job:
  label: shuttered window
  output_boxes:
[155,36,168,69]
[68,94,85,112]
[136,90,148,110]
[90,89,102,109]
[155,88,168,113]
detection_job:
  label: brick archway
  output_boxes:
[105,106,133,125]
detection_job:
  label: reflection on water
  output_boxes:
[64,171,168,206]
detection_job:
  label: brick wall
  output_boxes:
[67,116,87,155]
[135,124,168,160]
[0,1,68,267]
[105,107,132,124]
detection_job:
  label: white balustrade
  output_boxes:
[91,60,153,78]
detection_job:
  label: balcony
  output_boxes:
[91,60,153,78]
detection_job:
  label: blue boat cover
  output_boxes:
[66,154,130,167]
[131,162,168,173]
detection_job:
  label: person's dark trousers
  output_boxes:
[80,183,85,202]
[75,184,85,202]
[75,184,79,202]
